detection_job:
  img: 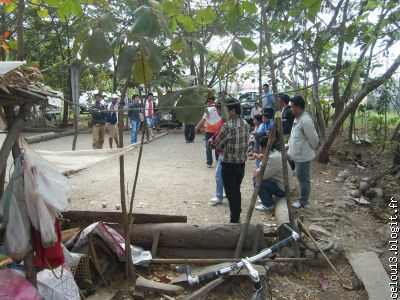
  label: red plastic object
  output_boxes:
[0,268,41,300]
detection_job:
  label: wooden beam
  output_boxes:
[61,211,187,224]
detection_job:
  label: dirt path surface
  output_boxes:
[27,131,396,299]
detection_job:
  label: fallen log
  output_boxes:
[61,211,187,224]
[24,131,75,144]
[117,223,269,250]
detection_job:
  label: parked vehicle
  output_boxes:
[238,90,259,123]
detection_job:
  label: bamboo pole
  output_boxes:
[118,77,134,280]
[234,125,277,258]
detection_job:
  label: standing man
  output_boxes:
[262,83,275,115]
[195,96,221,168]
[288,95,319,209]
[208,99,226,205]
[144,93,155,139]
[91,93,107,149]
[129,94,141,144]
[184,123,195,143]
[106,94,119,148]
[215,98,249,223]
[280,94,294,141]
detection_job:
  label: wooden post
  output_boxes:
[2,105,37,287]
[262,5,302,271]
[71,59,82,151]
[234,125,277,258]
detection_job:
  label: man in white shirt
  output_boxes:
[287,95,319,209]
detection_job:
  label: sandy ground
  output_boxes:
[22,130,397,299]
[28,131,274,226]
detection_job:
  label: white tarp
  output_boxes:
[0,61,26,75]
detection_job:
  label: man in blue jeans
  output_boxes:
[287,96,319,208]
[253,138,296,211]
[129,94,141,144]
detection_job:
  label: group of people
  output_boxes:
[196,86,319,223]
[90,93,156,149]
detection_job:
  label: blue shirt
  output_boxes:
[262,90,275,109]
[255,119,274,138]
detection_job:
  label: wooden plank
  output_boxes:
[135,276,184,296]
[62,211,187,224]
[346,252,391,300]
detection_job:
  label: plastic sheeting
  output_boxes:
[0,61,25,75]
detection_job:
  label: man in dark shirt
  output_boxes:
[280,94,294,140]
[129,94,141,144]
[91,94,107,149]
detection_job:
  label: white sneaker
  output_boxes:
[255,204,275,211]
[223,193,227,198]
[257,199,261,204]
[209,197,223,205]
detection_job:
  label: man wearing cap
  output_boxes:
[253,111,274,168]
[91,93,107,149]
[215,98,249,223]
[106,94,119,148]
[262,83,275,115]
[195,95,221,167]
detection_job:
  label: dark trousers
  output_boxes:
[221,162,245,223]
[205,132,218,165]
[184,124,195,142]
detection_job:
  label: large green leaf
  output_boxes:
[5,2,17,13]
[98,14,117,32]
[241,1,257,14]
[141,39,163,74]
[117,45,136,80]
[44,0,58,5]
[159,13,172,39]
[175,94,206,125]
[176,15,195,33]
[133,57,153,85]
[195,7,217,25]
[161,0,183,17]
[37,8,49,19]
[226,3,242,24]
[170,37,184,52]
[69,0,82,16]
[187,37,208,55]
[231,41,246,60]
[158,90,180,113]
[239,37,258,51]
[86,29,113,64]
[169,17,177,32]
[303,0,322,19]
[131,6,160,38]
[179,85,210,98]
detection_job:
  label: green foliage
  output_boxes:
[131,6,160,38]
[133,57,153,85]
[239,37,258,51]
[86,28,113,64]
[117,45,136,80]
[231,41,246,60]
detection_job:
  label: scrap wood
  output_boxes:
[135,276,184,296]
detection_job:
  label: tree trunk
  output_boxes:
[118,223,268,250]
[348,110,355,141]
[317,55,400,163]
[311,59,326,140]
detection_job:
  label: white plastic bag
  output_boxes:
[24,153,72,211]
[0,156,31,260]
[23,153,72,247]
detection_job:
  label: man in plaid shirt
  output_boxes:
[215,98,249,223]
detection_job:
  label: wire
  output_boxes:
[44,46,393,115]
